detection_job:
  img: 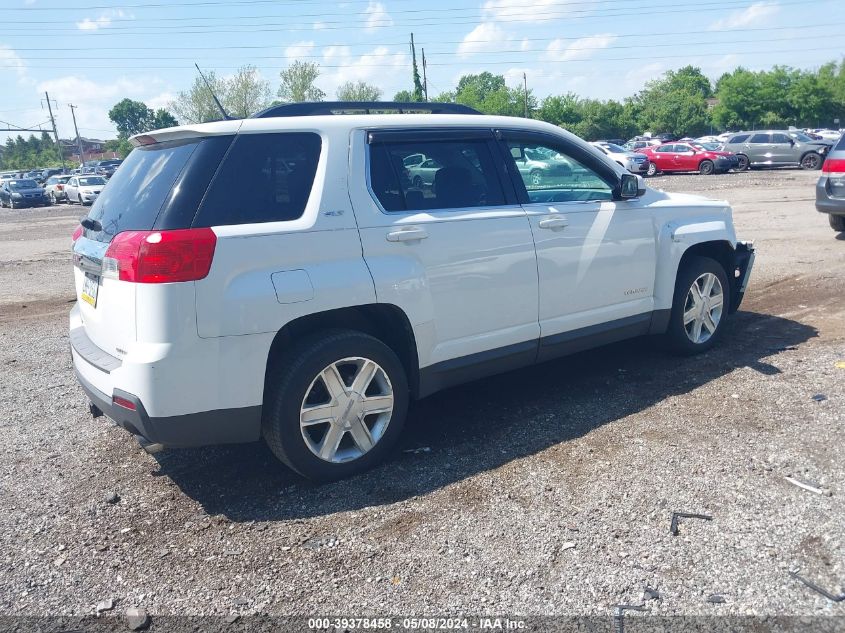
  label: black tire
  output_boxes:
[262,329,409,482]
[646,162,659,177]
[801,152,822,170]
[830,214,845,232]
[412,175,423,189]
[49,192,57,205]
[699,160,715,176]
[664,256,731,355]
[529,169,542,185]
[736,154,749,171]
[8,198,15,210]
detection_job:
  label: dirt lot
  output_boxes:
[0,170,843,625]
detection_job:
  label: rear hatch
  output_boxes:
[72,132,235,357]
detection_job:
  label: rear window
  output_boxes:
[84,136,233,242]
[834,135,845,151]
[729,134,750,144]
[193,132,322,227]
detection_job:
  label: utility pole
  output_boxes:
[43,92,65,169]
[68,104,84,167]
[421,48,429,101]
[523,72,529,118]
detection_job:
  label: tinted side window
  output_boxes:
[835,135,845,151]
[195,133,321,227]
[771,133,791,144]
[749,134,770,143]
[656,145,675,153]
[730,134,750,144]
[369,138,505,212]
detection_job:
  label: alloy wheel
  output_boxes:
[299,357,394,463]
[683,272,724,344]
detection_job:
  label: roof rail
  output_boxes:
[252,101,481,118]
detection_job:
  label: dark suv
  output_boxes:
[723,130,833,170]
[816,134,845,233]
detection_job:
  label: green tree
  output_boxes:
[393,89,415,102]
[336,80,382,101]
[224,65,272,118]
[278,61,325,103]
[152,109,178,129]
[629,66,712,136]
[452,72,534,117]
[171,72,228,123]
[108,99,154,138]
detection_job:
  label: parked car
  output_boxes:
[69,102,755,481]
[808,129,842,142]
[402,153,427,168]
[722,130,833,170]
[590,141,650,175]
[44,174,74,204]
[639,143,736,175]
[41,167,67,182]
[513,146,574,185]
[93,159,122,178]
[407,157,443,188]
[624,139,661,152]
[816,134,845,233]
[0,178,47,208]
[65,175,107,205]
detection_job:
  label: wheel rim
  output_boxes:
[647,164,657,176]
[683,273,724,344]
[701,162,713,175]
[530,171,541,185]
[299,356,394,464]
[802,154,819,169]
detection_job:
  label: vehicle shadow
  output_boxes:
[154,309,815,522]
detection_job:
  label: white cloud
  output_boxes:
[76,9,133,31]
[708,1,779,30]
[313,21,327,30]
[318,45,409,98]
[483,0,587,23]
[546,33,617,62]
[0,45,26,80]
[284,41,315,60]
[364,1,393,31]
[457,22,512,56]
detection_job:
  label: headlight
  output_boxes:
[11,193,22,199]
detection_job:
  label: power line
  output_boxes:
[0,0,819,34]
[14,33,841,62]
[9,22,844,52]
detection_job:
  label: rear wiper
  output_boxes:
[80,217,102,232]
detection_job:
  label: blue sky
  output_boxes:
[1,0,843,144]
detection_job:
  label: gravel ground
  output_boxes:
[0,171,843,625]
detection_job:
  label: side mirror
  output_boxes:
[510,147,524,160]
[619,173,642,199]
[789,139,795,146]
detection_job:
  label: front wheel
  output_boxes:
[801,152,822,170]
[8,198,15,210]
[49,192,57,205]
[664,256,730,355]
[830,214,845,232]
[736,154,749,171]
[529,169,542,186]
[699,160,715,176]
[412,175,423,189]
[262,329,409,481]
[646,162,659,177]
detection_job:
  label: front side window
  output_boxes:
[195,132,321,226]
[504,139,613,203]
[369,138,506,212]
[730,134,750,144]
[749,133,770,144]
[656,145,675,153]
[771,133,791,144]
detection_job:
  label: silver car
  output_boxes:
[722,130,833,170]
[591,142,650,175]
[44,174,73,204]
[65,175,107,206]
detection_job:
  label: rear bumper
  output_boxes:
[730,241,755,313]
[73,365,261,448]
[816,178,845,215]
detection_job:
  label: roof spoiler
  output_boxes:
[252,101,481,118]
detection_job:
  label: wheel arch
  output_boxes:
[676,240,740,312]
[264,304,421,400]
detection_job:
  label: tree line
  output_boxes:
[5,59,842,170]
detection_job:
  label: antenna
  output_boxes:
[194,63,231,121]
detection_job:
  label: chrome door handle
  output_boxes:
[538,217,569,230]
[386,227,428,242]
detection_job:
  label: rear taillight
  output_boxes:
[57,184,64,191]
[102,228,217,283]
[822,158,845,173]
[71,225,83,243]
[112,395,136,411]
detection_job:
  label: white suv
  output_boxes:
[70,102,755,481]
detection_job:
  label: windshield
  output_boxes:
[78,177,107,186]
[9,180,38,190]
[788,132,813,142]
[602,143,628,153]
[693,142,721,150]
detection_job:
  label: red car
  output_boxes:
[641,142,739,176]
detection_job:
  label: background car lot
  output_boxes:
[0,169,843,617]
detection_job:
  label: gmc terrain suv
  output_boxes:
[70,102,755,481]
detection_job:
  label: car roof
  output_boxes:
[130,114,580,147]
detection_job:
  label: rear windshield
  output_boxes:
[835,135,845,151]
[78,176,107,186]
[85,140,200,241]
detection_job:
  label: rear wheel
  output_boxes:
[646,162,659,177]
[529,169,542,185]
[262,329,409,481]
[699,160,715,176]
[830,214,845,232]
[801,152,822,170]
[49,192,57,205]
[9,198,15,210]
[412,175,423,189]
[664,256,730,355]
[736,154,749,171]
